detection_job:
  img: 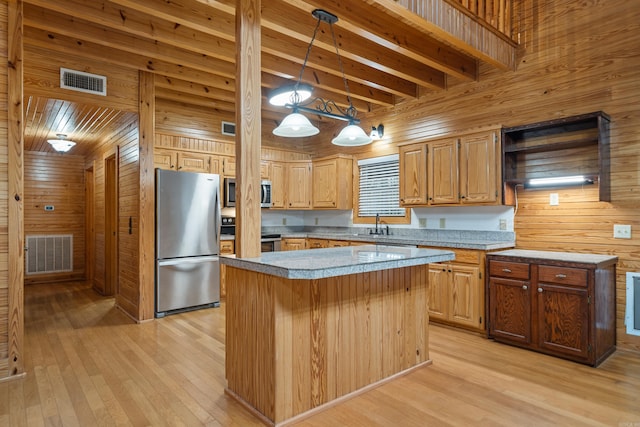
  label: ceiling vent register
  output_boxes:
[60,67,107,96]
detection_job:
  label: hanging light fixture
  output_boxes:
[47,134,76,153]
[270,9,372,146]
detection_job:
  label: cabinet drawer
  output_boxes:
[489,260,530,280]
[538,265,587,287]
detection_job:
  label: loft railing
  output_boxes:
[398,0,515,41]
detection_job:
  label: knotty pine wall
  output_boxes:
[24,152,85,284]
[0,1,10,378]
[311,0,640,351]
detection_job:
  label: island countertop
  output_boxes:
[220,244,455,279]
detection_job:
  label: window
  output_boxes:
[355,155,409,224]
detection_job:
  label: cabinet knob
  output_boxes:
[502,268,512,273]
[522,285,528,290]
[537,288,543,293]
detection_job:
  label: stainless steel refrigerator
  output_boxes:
[155,169,221,317]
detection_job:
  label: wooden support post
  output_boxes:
[7,0,25,377]
[138,71,156,321]
[235,0,262,258]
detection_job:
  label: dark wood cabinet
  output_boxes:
[501,111,610,204]
[487,250,617,366]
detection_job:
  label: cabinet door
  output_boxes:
[399,143,428,205]
[177,152,210,172]
[282,238,306,251]
[154,149,177,170]
[488,277,532,345]
[459,131,498,204]
[312,159,337,208]
[428,265,449,321]
[307,238,328,249]
[429,139,459,204]
[287,162,312,209]
[536,283,589,361]
[449,264,482,329]
[261,161,270,179]
[210,157,221,175]
[222,156,236,177]
[270,162,286,209]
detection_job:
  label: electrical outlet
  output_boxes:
[419,218,427,228]
[282,218,287,226]
[314,217,319,225]
[613,224,631,239]
[499,219,507,230]
[550,193,559,206]
[439,218,446,229]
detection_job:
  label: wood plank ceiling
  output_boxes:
[22,0,518,156]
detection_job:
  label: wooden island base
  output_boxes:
[225,264,431,426]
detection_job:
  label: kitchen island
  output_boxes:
[221,245,454,426]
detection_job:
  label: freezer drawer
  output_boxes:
[156,255,220,316]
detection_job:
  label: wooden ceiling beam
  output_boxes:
[262,0,446,90]
[280,0,480,81]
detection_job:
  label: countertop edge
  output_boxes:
[487,249,618,268]
[221,248,455,280]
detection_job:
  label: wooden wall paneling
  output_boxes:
[23,45,139,113]
[115,125,141,320]
[138,71,155,321]
[7,0,25,378]
[24,152,85,284]
[85,164,95,289]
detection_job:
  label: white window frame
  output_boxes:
[354,154,409,225]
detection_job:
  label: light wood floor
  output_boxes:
[1,281,639,426]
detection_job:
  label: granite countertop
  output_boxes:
[220,245,455,280]
[293,232,514,251]
[488,249,618,267]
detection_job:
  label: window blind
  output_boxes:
[357,154,404,217]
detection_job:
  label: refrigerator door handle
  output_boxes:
[158,255,219,267]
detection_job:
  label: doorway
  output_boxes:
[104,153,118,296]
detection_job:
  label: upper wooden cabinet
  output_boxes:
[270,162,286,209]
[399,128,501,207]
[399,143,428,205]
[287,162,312,209]
[429,139,459,204]
[459,130,500,204]
[312,155,353,209]
[154,149,177,170]
[502,112,610,203]
[221,156,236,177]
[154,149,212,173]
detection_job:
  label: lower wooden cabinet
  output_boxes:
[220,240,235,298]
[487,250,617,366]
[424,247,486,331]
[281,238,306,251]
[307,238,328,249]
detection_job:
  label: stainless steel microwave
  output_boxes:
[224,178,272,208]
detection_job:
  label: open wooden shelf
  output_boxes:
[501,112,610,203]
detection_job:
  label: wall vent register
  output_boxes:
[60,67,107,96]
[25,234,73,275]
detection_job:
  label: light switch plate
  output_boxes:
[499,219,507,230]
[550,193,559,206]
[613,224,631,239]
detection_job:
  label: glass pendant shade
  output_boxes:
[273,112,320,137]
[47,134,76,152]
[268,84,313,106]
[332,124,373,146]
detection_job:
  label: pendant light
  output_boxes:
[270,10,372,146]
[47,134,76,152]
